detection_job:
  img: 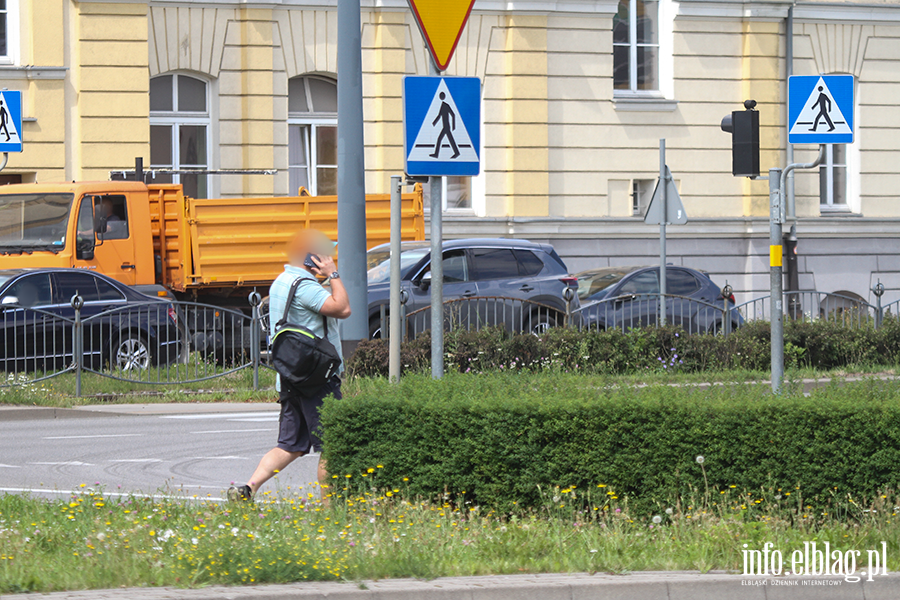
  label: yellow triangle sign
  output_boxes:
[408,0,476,71]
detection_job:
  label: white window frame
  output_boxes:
[288,75,337,197]
[0,0,19,66]
[613,0,675,101]
[149,73,213,198]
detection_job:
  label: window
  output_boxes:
[666,270,700,296]
[514,250,544,276]
[53,272,101,304]
[423,177,473,211]
[94,195,128,240]
[289,76,337,196]
[442,251,469,283]
[471,248,519,281]
[613,0,659,93]
[632,179,654,215]
[5,274,52,307]
[819,144,848,211]
[95,278,125,301]
[620,270,659,295]
[150,74,210,199]
[0,0,18,64]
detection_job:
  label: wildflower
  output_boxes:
[695,455,705,464]
[652,515,662,524]
[665,508,673,515]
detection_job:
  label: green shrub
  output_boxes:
[346,318,900,378]
[321,374,900,513]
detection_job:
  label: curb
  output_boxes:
[4,572,900,600]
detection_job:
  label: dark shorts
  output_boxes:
[277,376,342,454]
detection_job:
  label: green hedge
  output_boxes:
[321,374,900,513]
[347,318,900,377]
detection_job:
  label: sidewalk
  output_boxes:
[4,571,900,600]
[0,402,278,421]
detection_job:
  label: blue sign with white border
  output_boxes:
[0,91,22,153]
[789,75,854,144]
[404,76,480,177]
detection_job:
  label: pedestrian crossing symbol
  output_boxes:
[0,91,22,153]
[404,76,480,177]
[788,75,854,144]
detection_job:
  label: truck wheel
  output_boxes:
[114,333,151,371]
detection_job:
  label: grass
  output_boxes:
[0,363,897,409]
[2,481,899,593]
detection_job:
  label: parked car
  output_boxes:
[0,268,180,372]
[366,238,578,338]
[573,265,741,333]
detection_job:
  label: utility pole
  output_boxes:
[659,140,667,326]
[336,0,368,356]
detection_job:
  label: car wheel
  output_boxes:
[530,312,558,336]
[369,317,384,340]
[114,333,151,371]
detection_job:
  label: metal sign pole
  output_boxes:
[336,0,368,356]
[769,168,784,394]
[428,63,444,379]
[389,176,403,382]
[659,139,667,326]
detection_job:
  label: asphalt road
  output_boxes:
[0,405,322,501]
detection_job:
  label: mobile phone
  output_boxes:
[303,253,317,269]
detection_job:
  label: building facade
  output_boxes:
[3,0,900,303]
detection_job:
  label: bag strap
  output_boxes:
[275,277,332,337]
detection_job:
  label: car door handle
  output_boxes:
[462,291,477,298]
[519,285,534,292]
[121,263,136,271]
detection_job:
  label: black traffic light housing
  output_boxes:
[720,99,760,178]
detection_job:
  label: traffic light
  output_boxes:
[720,99,760,178]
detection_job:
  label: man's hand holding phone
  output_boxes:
[308,253,337,278]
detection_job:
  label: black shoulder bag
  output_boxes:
[271,277,342,389]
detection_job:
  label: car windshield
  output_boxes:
[367,245,431,284]
[576,268,634,300]
[0,193,74,253]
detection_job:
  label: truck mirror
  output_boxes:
[76,237,95,261]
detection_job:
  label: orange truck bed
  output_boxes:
[148,185,425,293]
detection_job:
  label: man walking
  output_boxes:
[228,229,350,503]
[810,86,836,132]
[429,92,460,159]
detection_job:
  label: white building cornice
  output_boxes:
[677,0,900,23]
[146,0,621,15]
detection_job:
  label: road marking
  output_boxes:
[161,412,276,420]
[29,461,95,466]
[43,434,142,440]
[190,428,275,434]
[0,464,20,468]
[226,417,278,422]
[109,458,163,463]
[189,456,248,460]
[0,487,227,502]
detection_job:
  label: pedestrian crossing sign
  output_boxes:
[788,75,854,144]
[0,91,22,153]
[404,76,480,177]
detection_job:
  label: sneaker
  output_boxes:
[227,484,252,502]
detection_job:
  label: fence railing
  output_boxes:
[0,294,267,395]
[570,293,738,335]
[400,296,565,338]
[734,290,878,328]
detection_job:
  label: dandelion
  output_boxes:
[665,508,673,515]
[652,515,662,524]
[695,455,705,464]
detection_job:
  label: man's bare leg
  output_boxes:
[247,448,304,494]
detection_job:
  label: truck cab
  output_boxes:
[0,182,155,288]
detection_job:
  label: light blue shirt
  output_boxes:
[270,264,343,390]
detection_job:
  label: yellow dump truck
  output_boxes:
[0,180,425,302]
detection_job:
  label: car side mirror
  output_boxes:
[1,296,18,306]
[76,237,95,261]
[419,271,432,290]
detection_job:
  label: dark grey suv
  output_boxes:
[367,238,577,338]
